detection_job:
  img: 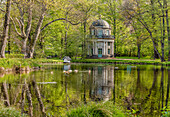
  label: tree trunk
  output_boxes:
[60,37,64,58]
[11,0,32,58]
[159,0,166,62]
[113,1,116,57]
[82,20,87,58]
[164,0,170,61]
[0,0,11,58]
[161,13,165,62]
[29,8,46,58]
[24,1,32,58]
[8,23,11,54]
[151,0,159,59]
[137,44,141,59]
[153,41,159,59]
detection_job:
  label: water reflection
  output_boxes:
[0,64,169,117]
[90,66,114,102]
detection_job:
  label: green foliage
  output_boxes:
[5,54,24,58]
[0,107,24,117]
[67,101,126,117]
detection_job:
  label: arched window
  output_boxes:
[106,30,109,35]
[91,29,95,35]
[98,29,103,36]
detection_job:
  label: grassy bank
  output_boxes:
[72,59,170,66]
[66,101,126,117]
[0,58,63,69]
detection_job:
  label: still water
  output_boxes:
[0,64,169,117]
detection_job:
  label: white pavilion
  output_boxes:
[87,18,115,58]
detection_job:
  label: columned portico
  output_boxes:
[87,18,115,58]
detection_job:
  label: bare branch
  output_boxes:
[19,19,26,37]
[16,18,22,31]
[10,17,23,37]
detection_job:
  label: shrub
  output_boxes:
[67,101,126,117]
[0,107,24,117]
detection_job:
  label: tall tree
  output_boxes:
[73,0,96,58]
[11,0,33,58]
[151,0,159,59]
[0,0,11,58]
[164,0,170,61]
[158,0,166,62]
[29,3,46,58]
[121,0,163,60]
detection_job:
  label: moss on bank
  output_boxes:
[72,59,170,66]
[66,101,126,117]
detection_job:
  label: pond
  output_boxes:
[0,64,169,117]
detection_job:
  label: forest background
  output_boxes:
[0,0,169,62]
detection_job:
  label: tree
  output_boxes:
[121,0,164,61]
[73,0,97,58]
[29,3,47,58]
[164,0,170,61]
[11,0,32,58]
[0,0,11,58]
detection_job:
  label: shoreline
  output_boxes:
[0,58,169,73]
[72,59,170,66]
[0,58,63,73]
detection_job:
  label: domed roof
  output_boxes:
[91,19,111,29]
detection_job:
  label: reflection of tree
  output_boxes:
[32,80,46,116]
[141,67,159,115]
[112,67,115,103]
[1,81,10,106]
[160,66,164,108]
[83,74,87,104]
[134,68,141,97]
[165,68,170,108]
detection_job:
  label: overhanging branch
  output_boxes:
[41,18,81,31]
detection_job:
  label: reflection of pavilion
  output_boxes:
[90,66,114,101]
[63,65,71,71]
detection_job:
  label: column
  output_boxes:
[111,42,112,55]
[95,42,97,55]
[106,42,108,55]
[103,41,105,55]
[112,42,114,55]
[93,42,95,55]
[106,67,107,85]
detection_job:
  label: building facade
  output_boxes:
[87,18,114,58]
